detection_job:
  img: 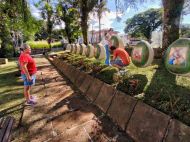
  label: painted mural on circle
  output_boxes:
[132,47,143,61]
[168,46,188,66]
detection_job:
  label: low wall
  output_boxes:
[48,57,190,142]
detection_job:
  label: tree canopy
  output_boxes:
[124,8,163,41]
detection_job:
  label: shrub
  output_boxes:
[26,40,62,49]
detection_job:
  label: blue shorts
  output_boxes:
[111,60,129,67]
[21,73,36,86]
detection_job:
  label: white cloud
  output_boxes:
[126,7,130,12]
[29,4,42,19]
[55,20,66,29]
[88,10,117,31]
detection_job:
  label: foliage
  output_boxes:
[92,0,108,41]
[35,0,57,50]
[180,24,190,37]
[124,8,163,41]
[56,1,82,43]
[78,0,98,45]
[26,40,62,49]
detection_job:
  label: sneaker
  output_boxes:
[26,100,38,105]
[119,68,126,72]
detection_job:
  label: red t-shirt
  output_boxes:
[113,48,131,65]
[19,53,37,74]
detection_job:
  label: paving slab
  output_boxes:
[84,116,120,142]
[24,119,53,142]
[126,101,171,142]
[94,83,117,113]
[74,71,87,88]
[86,78,104,102]
[70,68,80,83]
[79,74,94,94]
[110,134,132,142]
[30,85,45,94]
[44,81,71,88]
[52,105,101,134]
[107,91,137,130]
[49,126,91,142]
[165,119,190,142]
[67,95,91,110]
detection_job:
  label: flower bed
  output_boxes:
[56,51,190,126]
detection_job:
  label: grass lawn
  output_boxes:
[0,57,25,129]
[55,51,190,126]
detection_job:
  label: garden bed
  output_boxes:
[56,51,190,126]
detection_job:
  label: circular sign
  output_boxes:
[165,38,190,76]
[67,44,71,51]
[132,40,154,68]
[110,35,125,49]
[94,43,106,60]
[75,44,80,54]
[80,44,86,55]
[86,44,94,58]
[70,44,73,53]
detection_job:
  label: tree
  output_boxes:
[35,0,56,50]
[0,0,41,57]
[56,1,82,43]
[78,0,98,45]
[93,0,108,41]
[180,24,190,37]
[124,8,163,42]
[119,0,189,55]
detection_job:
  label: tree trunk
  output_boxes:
[162,0,184,57]
[81,17,88,45]
[49,33,52,51]
[99,18,101,42]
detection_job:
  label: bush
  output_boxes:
[26,40,62,49]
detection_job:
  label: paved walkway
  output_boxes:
[19,55,133,142]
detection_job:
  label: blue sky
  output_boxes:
[30,0,190,35]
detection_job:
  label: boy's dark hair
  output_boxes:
[110,46,116,51]
[109,28,113,31]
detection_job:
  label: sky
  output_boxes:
[30,0,190,35]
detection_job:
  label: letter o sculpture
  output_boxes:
[131,40,154,68]
[74,44,80,54]
[165,38,190,76]
[94,43,106,60]
[86,44,94,58]
[66,44,71,51]
[70,44,75,53]
[80,44,86,55]
[110,35,125,49]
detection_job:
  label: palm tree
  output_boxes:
[93,0,108,42]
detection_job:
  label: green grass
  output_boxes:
[26,40,62,49]
[57,51,190,126]
[0,57,25,129]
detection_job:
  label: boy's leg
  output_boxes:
[105,45,110,66]
[24,86,30,101]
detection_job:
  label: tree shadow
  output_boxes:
[144,62,190,126]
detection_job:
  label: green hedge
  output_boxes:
[26,41,62,49]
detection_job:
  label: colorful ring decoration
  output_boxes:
[110,35,125,49]
[132,40,154,68]
[165,38,190,76]
[80,44,86,56]
[94,43,106,60]
[70,44,75,53]
[86,44,94,58]
[74,44,80,54]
